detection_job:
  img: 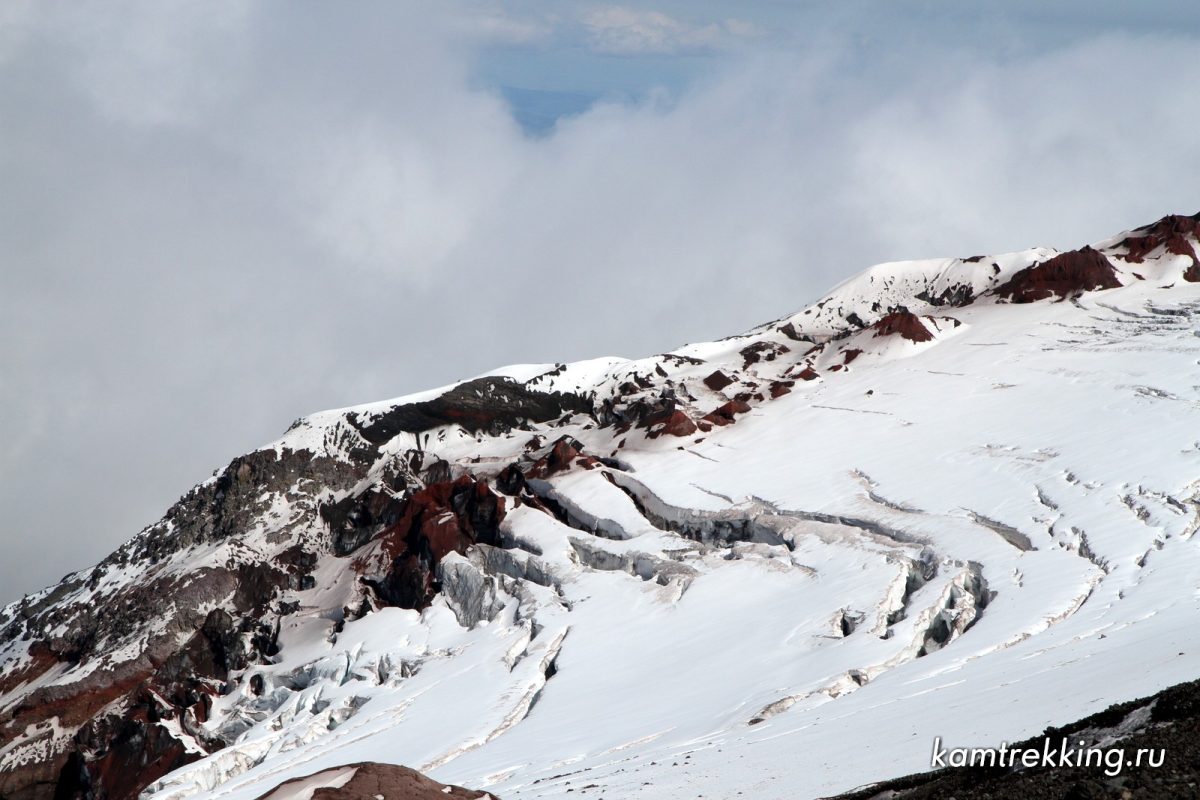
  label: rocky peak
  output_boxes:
[1117,212,1200,269]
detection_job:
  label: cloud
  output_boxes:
[452,6,555,45]
[2,3,1200,604]
[0,0,36,65]
[25,0,253,128]
[581,6,757,55]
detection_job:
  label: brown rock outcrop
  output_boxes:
[254,762,495,800]
[702,399,752,427]
[871,309,934,342]
[361,477,506,611]
[1117,213,1200,272]
[652,410,698,438]
[702,370,734,392]
[994,246,1121,303]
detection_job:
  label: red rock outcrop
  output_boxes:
[769,380,794,398]
[254,762,495,800]
[2,602,266,800]
[1116,213,1200,272]
[60,690,198,800]
[702,399,752,427]
[703,370,734,392]
[525,437,597,479]
[360,476,506,610]
[651,409,698,438]
[994,246,1121,303]
[871,309,934,342]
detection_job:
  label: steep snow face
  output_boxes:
[4,214,1200,800]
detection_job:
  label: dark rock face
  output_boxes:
[525,437,589,480]
[349,377,592,443]
[625,394,682,432]
[0,446,367,800]
[157,447,365,558]
[740,341,790,368]
[8,609,254,800]
[994,246,1121,303]
[769,380,794,398]
[830,674,1200,800]
[360,477,506,611]
[872,309,934,343]
[322,486,409,557]
[253,762,495,800]
[916,282,976,307]
[0,419,507,800]
[702,399,752,427]
[702,370,734,392]
[653,410,698,438]
[778,321,812,342]
[56,694,198,800]
[495,464,527,496]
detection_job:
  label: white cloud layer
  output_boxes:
[2,2,1199,602]
[582,6,757,54]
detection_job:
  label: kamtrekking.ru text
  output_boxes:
[930,737,1164,777]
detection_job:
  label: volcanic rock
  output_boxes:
[253,762,495,800]
[994,246,1121,303]
[871,309,934,342]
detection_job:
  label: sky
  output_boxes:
[2,0,1200,605]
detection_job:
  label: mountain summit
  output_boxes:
[3,214,1200,800]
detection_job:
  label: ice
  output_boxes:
[10,222,1200,800]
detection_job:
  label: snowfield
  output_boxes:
[4,215,1200,800]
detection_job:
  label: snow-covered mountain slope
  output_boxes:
[837,673,1200,799]
[3,214,1200,800]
